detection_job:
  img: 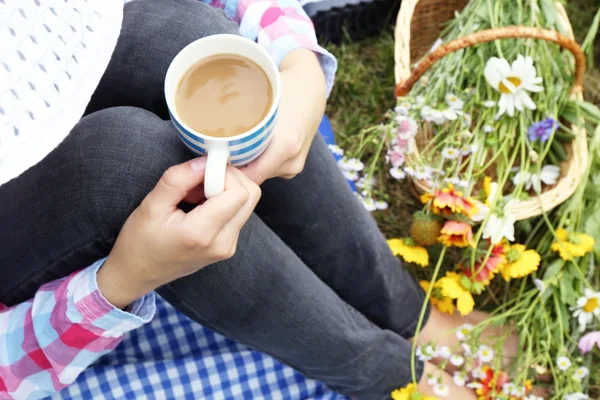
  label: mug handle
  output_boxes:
[204,141,229,198]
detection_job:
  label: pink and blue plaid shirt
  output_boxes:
[1,0,336,398]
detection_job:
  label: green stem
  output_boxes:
[410,247,447,384]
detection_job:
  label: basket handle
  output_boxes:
[394,26,586,97]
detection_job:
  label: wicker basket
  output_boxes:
[393,0,589,221]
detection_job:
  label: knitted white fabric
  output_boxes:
[0,0,123,185]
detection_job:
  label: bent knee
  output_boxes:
[65,106,190,211]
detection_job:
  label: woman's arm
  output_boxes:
[0,260,155,400]
[214,0,337,95]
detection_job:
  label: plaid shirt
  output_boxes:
[0,261,155,400]
[1,0,336,398]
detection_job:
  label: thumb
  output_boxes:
[144,157,207,212]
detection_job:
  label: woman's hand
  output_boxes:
[242,49,327,185]
[97,157,261,309]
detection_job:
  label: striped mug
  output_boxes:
[164,34,281,198]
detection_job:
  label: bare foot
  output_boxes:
[414,308,518,368]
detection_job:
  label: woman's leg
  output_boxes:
[255,135,430,340]
[0,107,420,400]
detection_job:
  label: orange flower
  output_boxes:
[476,366,510,400]
[420,184,478,217]
[462,242,507,285]
[476,366,531,400]
[438,221,475,247]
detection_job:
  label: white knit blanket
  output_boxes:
[0,0,123,185]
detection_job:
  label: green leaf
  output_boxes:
[543,259,565,281]
[559,273,577,306]
[581,7,600,67]
[540,0,557,28]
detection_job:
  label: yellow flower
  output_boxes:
[420,281,455,315]
[391,383,439,400]
[500,244,541,281]
[437,272,475,316]
[551,229,595,261]
[388,238,429,267]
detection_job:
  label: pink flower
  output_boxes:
[386,147,405,168]
[579,331,600,354]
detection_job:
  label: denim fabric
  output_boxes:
[0,1,429,398]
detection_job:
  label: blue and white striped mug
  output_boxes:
[164,34,281,198]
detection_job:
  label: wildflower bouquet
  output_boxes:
[336,0,600,398]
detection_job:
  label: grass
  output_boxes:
[323,0,600,394]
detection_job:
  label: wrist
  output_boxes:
[97,256,155,309]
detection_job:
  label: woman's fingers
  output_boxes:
[143,157,207,214]
[185,166,253,237]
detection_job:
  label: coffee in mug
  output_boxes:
[164,34,281,198]
[175,54,273,138]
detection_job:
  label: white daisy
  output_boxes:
[460,130,473,139]
[472,366,487,379]
[478,345,495,363]
[338,157,364,171]
[525,395,545,400]
[483,125,495,133]
[416,345,436,362]
[433,384,449,398]
[571,289,600,332]
[462,113,472,126]
[427,374,439,386]
[573,366,589,380]
[556,356,572,371]
[445,93,464,110]
[456,324,473,341]
[502,383,517,396]
[342,169,359,181]
[435,346,452,359]
[484,55,543,117]
[449,354,465,367]
[470,200,490,223]
[517,165,561,192]
[390,167,406,180]
[394,101,412,116]
[467,382,483,390]
[534,279,546,294]
[442,147,461,160]
[565,393,589,400]
[482,100,496,108]
[403,166,416,177]
[421,106,446,125]
[453,372,466,387]
[441,108,460,121]
[375,200,388,210]
[328,144,344,156]
[360,197,377,212]
[356,176,375,189]
[482,208,516,244]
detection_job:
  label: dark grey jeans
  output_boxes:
[0,1,428,398]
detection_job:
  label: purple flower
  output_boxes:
[528,118,558,143]
[578,331,600,354]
